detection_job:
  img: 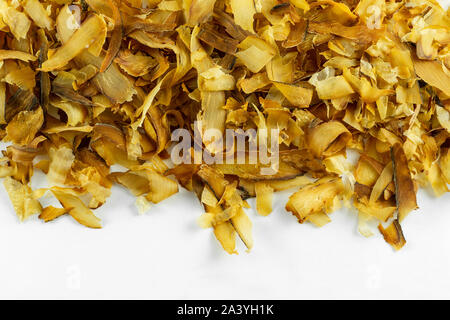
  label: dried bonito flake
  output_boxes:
[5,107,44,145]
[41,14,107,71]
[286,177,345,223]
[378,219,406,251]
[47,145,75,185]
[391,144,418,222]
[3,176,42,221]
[51,188,102,228]
[39,206,69,222]
[0,0,448,254]
[22,0,54,31]
[255,182,274,216]
[0,0,31,40]
[306,121,351,158]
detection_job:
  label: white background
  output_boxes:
[1,1,450,300]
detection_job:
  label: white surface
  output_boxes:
[1,0,450,300]
[0,168,449,299]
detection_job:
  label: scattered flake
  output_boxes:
[0,0,448,254]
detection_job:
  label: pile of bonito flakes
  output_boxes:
[0,0,448,253]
